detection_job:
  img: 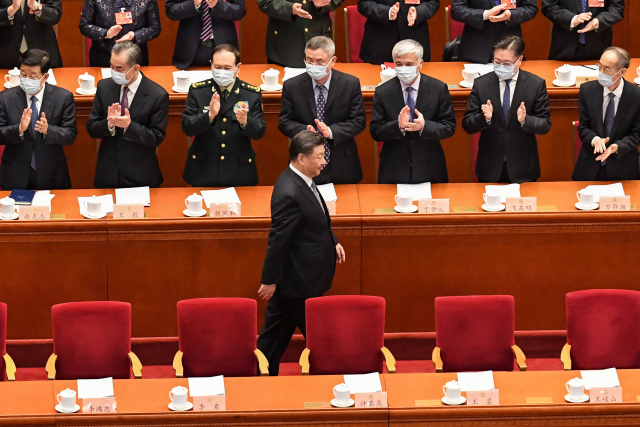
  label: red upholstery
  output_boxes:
[435,295,516,372]
[566,289,640,370]
[84,37,92,67]
[306,295,385,375]
[468,133,481,182]
[573,121,581,162]
[51,301,132,380]
[447,6,465,42]
[345,6,365,63]
[177,298,258,377]
[0,303,6,381]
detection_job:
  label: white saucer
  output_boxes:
[459,80,474,89]
[259,83,282,91]
[564,393,589,403]
[482,203,505,212]
[82,211,107,219]
[55,403,80,413]
[553,79,576,87]
[183,208,207,217]
[330,398,354,408]
[575,202,598,211]
[634,77,640,85]
[0,212,19,220]
[4,82,16,89]
[76,87,97,95]
[172,85,189,93]
[168,402,193,411]
[394,205,418,213]
[442,396,466,405]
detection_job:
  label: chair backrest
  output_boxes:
[177,298,257,377]
[446,6,465,43]
[375,141,383,183]
[435,295,516,372]
[83,37,92,67]
[344,6,366,63]
[0,303,6,381]
[306,295,385,375]
[52,301,132,380]
[566,289,640,370]
[573,121,581,162]
[469,133,481,183]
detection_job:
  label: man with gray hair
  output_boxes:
[87,41,169,188]
[370,39,456,184]
[279,36,366,184]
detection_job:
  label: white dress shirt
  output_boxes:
[399,74,423,135]
[590,80,624,146]
[289,163,325,213]
[312,71,333,139]
[499,69,519,107]
[19,82,46,138]
[109,71,142,135]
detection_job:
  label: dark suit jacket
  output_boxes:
[572,79,640,181]
[279,69,366,185]
[542,0,624,61]
[451,0,538,64]
[370,74,456,184]
[258,0,342,67]
[0,0,63,68]
[87,73,168,188]
[79,0,161,53]
[182,78,266,187]
[166,0,245,70]
[357,0,439,65]
[0,84,77,190]
[261,166,338,298]
[462,70,551,183]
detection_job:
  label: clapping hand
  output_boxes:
[235,106,249,126]
[404,109,424,132]
[596,144,618,163]
[578,18,599,33]
[19,108,32,135]
[107,103,120,129]
[573,12,592,28]
[34,112,48,135]
[105,25,122,39]
[115,31,134,43]
[407,6,416,26]
[488,5,510,22]
[208,92,220,121]
[111,108,131,129]
[517,102,526,124]
[593,136,609,155]
[482,100,493,121]
[292,3,312,19]
[389,2,399,20]
[314,119,331,138]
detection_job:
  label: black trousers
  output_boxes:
[192,43,214,66]
[256,290,308,376]
[89,43,150,67]
[595,163,609,181]
[478,161,511,183]
[27,167,39,190]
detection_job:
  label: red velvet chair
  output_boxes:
[299,295,396,375]
[47,302,142,380]
[445,6,465,42]
[432,295,527,372]
[344,6,366,63]
[0,303,16,381]
[173,298,268,377]
[573,121,581,162]
[83,37,92,67]
[562,289,640,370]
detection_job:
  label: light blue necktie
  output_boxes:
[30,96,38,170]
[406,87,416,122]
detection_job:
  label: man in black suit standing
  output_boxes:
[257,130,345,376]
[87,41,169,188]
[542,0,624,61]
[0,0,63,68]
[370,39,456,184]
[572,47,640,181]
[0,50,76,190]
[462,36,551,183]
[166,0,245,70]
[450,0,537,64]
[279,36,366,185]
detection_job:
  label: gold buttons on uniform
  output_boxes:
[274,31,277,34]
[249,159,252,162]
[305,28,308,32]
[192,155,196,159]
[221,144,226,148]
[221,156,225,160]
[222,131,226,135]
[223,118,227,122]
[302,0,306,3]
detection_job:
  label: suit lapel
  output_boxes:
[14,88,28,117]
[391,78,406,116]
[323,70,340,112]
[287,168,326,217]
[594,83,605,137]
[575,0,584,12]
[508,72,529,126]
[488,74,505,127]
[301,74,317,118]
[219,79,241,115]
[38,84,55,140]
[127,75,149,119]
[610,79,631,140]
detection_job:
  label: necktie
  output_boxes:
[30,96,38,170]
[120,86,130,115]
[503,79,512,123]
[406,87,416,122]
[604,92,615,138]
[222,89,229,103]
[201,1,213,41]
[310,181,325,213]
[316,85,330,164]
[578,0,587,45]
[494,0,500,5]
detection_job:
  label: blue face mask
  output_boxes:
[598,69,622,88]
[494,63,516,81]
[19,75,45,95]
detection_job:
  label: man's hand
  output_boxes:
[194,0,203,7]
[292,3,312,19]
[115,31,135,43]
[34,112,48,135]
[111,108,132,129]
[596,143,618,162]
[517,102,526,124]
[306,124,317,133]
[398,105,411,129]
[235,106,249,126]
[19,108,32,134]
[593,136,609,154]
[578,18,599,33]
[486,4,506,19]
[209,92,220,121]
[312,0,330,7]
[489,8,510,22]
[482,100,493,121]
[336,244,346,264]
[407,6,416,26]
[107,103,120,128]
[258,284,276,301]
[105,25,123,39]
[404,108,424,132]
[27,0,39,12]
[314,119,331,138]
[572,12,592,27]
[389,2,399,20]
[205,0,218,8]
[7,0,22,17]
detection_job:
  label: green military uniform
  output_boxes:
[182,78,267,187]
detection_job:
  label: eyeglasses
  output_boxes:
[492,60,518,67]
[596,63,619,74]
[304,59,329,66]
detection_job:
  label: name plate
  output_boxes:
[354,392,387,408]
[419,199,450,214]
[193,395,226,411]
[113,204,144,219]
[467,390,499,406]
[599,196,631,211]
[82,397,117,413]
[505,197,537,212]
[590,387,622,403]
[588,0,604,6]
[209,202,242,217]
[19,205,50,221]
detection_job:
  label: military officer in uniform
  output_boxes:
[182,44,267,187]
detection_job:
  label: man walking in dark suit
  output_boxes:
[542,0,624,61]
[0,50,76,190]
[462,36,551,183]
[87,41,169,188]
[257,130,345,376]
[279,36,365,185]
[183,44,266,187]
[166,0,245,69]
[370,39,456,184]
[451,0,537,64]
[572,47,640,181]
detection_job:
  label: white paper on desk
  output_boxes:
[464,63,494,76]
[77,377,114,398]
[457,371,495,392]
[201,187,241,208]
[585,182,625,203]
[32,191,54,213]
[78,195,114,214]
[115,186,150,206]
[566,64,599,78]
[397,183,431,201]
[485,183,521,203]
[343,372,383,394]
[46,69,57,85]
[172,70,213,86]
[317,183,337,202]
[283,67,306,81]
[580,368,620,390]
[101,68,111,79]
[188,375,226,396]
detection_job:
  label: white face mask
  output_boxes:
[20,75,45,95]
[396,66,418,85]
[212,68,237,87]
[111,67,135,85]
[598,69,622,88]
[306,63,330,81]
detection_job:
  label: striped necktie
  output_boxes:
[201,1,212,42]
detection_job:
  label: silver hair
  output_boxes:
[111,41,142,66]
[392,39,423,62]
[603,46,630,70]
[305,36,336,58]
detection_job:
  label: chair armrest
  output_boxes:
[561,343,572,371]
[128,352,143,379]
[46,353,57,380]
[299,348,310,376]
[254,349,269,376]
[381,347,396,373]
[432,346,443,373]
[173,350,184,378]
[3,353,16,381]
[511,345,527,371]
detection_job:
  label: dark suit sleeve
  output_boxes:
[35,0,62,25]
[210,0,246,20]
[420,83,456,140]
[86,89,113,139]
[450,0,485,30]
[357,0,392,24]
[414,0,439,26]
[165,0,199,20]
[182,89,214,136]
[506,0,537,27]
[541,0,575,30]
[595,0,624,31]
[278,81,308,138]
[577,86,598,150]
[0,5,20,26]
[318,0,343,14]
[123,90,168,148]
[462,83,490,134]
[133,0,161,44]
[329,78,366,143]
[261,193,301,285]
[45,92,77,146]
[370,89,403,141]
[0,96,21,145]
[79,0,108,40]
[241,92,266,140]
[521,80,551,135]
[257,0,293,22]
